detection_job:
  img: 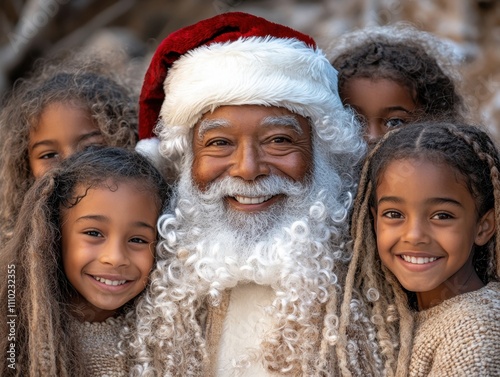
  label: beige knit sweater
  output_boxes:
[70,315,127,377]
[409,282,500,377]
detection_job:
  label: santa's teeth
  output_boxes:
[93,276,127,286]
[234,195,272,204]
[401,255,438,264]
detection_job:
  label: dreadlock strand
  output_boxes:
[337,182,374,376]
[478,145,500,278]
[446,125,500,279]
[388,274,413,377]
[356,191,397,376]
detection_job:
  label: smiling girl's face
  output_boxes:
[61,179,157,322]
[372,158,495,309]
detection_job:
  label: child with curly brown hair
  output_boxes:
[330,24,468,148]
[0,55,139,245]
[0,146,170,377]
[338,121,500,376]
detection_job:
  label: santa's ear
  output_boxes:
[475,208,496,246]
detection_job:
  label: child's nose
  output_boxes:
[98,240,130,267]
[402,218,430,245]
[365,121,386,142]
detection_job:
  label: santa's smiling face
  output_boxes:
[167,104,322,272]
[159,102,355,287]
[191,104,313,206]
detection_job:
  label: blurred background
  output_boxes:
[1,0,499,137]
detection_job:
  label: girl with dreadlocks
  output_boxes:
[330,24,468,148]
[0,54,139,245]
[338,121,500,376]
[0,147,169,377]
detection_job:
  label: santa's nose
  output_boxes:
[229,143,270,181]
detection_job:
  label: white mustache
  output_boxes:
[197,175,308,203]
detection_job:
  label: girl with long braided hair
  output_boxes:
[338,121,500,376]
[0,147,169,376]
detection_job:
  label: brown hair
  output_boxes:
[337,121,500,376]
[0,54,139,245]
[330,24,467,126]
[0,147,169,376]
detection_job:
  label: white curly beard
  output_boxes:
[154,149,350,375]
[174,175,316,279]
[160,147,347,289]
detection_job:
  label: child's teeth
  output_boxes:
[401,255,438,264]
[94,276,127,286]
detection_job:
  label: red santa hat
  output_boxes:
[137,12,342,157]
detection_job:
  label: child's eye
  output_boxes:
[84,230,102,237]
[385,118,406,128]
[431,212,453,220]
[382,210,403,219]
[129,237,148,244]
[40,152,59,159]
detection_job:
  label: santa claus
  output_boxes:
[130,12,374,377]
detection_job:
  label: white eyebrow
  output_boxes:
[261,115,303,134]
[196,114,303,140]
[197,118,231,140]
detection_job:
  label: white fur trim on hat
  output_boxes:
[158,36,342,132]
[135,137,161,165]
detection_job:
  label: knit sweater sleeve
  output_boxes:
[409,282,500,377]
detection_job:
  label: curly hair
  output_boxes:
[0,54,139,245]
[329,23,467,122]
[337,121,500,376]
[129,107,376,376]
[0,147,169,377]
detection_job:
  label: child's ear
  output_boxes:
[475,208,496,246]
